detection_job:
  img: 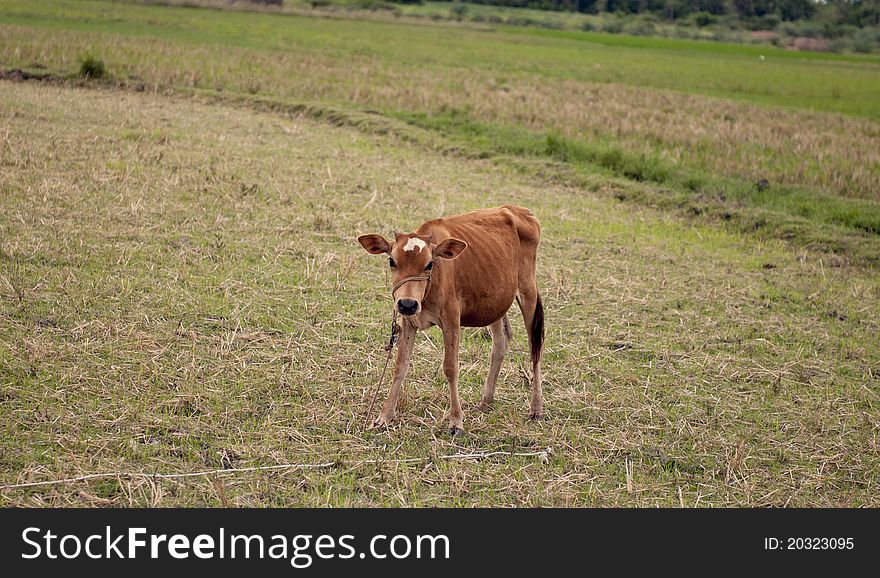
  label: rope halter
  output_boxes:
[391,273,433,300]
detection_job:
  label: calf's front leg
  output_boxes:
[374,319,416,427]
[441,320,464,436]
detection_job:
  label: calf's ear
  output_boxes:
[433,238,468,260]
[358,234,391,255]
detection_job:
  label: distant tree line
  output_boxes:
[435,0,880,27]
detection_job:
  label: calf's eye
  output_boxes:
[425,262,433,271]
[389,258,396,268]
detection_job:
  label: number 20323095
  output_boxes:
[764,537,854,550]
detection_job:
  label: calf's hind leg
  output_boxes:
[478,314,511,411]
[516,285,545,420]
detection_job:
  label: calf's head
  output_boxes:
[358,232,467,316]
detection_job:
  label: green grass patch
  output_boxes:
[512,26,880,65]
[77,53,105,78]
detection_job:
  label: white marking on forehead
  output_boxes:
[403,237,427,252]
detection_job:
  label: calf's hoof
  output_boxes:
[476,400,493,412]
[528,410,544,421]
[372,414,394,428]
[448,426,465,437]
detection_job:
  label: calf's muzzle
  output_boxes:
[397,299,419,316]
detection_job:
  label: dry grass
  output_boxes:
[1,80,878,506]
[1,16,879,201]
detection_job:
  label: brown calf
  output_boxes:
[358,204,544,435]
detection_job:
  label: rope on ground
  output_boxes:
[0,447,553,490]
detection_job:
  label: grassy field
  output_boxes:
[1,1,879,507]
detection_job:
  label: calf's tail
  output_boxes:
[530,294,544,362]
